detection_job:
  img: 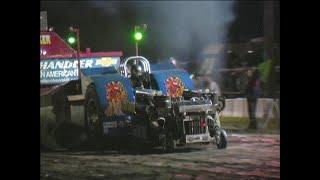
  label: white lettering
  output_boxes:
[53,71,58,77]
[85,60,93,68]
[72,60,87,69]
[41,69,79,79]
[63,61,73,69]
[41,58,120,83]
[80,60,85,68]
[55,61,64,69]
[40,61,48,70]
[46,71,53,77]
[47,61,55,70]
[72,61,78,69]
[40,71,46,78]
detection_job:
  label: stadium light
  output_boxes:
[67,36,76,45]
[134,31,143,41]
[133,24,147,56]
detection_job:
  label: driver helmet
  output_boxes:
[131,64,143,76]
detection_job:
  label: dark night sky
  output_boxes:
[40,1,279,61]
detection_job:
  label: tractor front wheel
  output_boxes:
[215,129,227,149]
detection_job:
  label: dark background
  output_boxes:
[40,1,280,63]
[0,1,313,179]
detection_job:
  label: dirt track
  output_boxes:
[41,133,280,180]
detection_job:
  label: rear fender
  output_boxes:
[151,69,194,97]
[87,74,135,112]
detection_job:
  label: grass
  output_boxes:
[220,116,280,134]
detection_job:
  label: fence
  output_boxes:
[221,98,280,119]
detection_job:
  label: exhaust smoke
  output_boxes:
[137,1,235,82]
[88,1,235,82]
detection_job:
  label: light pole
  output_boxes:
[134,24,147,57]
[135,26,139,56]
[69,27,81,80]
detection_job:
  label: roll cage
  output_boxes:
[119,56,151,78]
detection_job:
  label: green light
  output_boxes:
[134,31,143,41]
[68,36,76,44]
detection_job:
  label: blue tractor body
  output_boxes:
[41,55,227,151]
[81,59,195,136]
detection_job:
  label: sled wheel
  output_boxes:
[85,85,104,144]
[52,88,86,149]
[216,129,227,149]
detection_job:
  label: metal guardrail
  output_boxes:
[218,66,280,72]
[221,90,280,99]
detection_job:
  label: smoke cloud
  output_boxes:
[88,1,235,77]
[137,1,235,76]
[150,1,234,50]
[90,1,120,16]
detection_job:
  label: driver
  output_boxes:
[130,64,145,88]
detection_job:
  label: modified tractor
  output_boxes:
[40,31,227,152]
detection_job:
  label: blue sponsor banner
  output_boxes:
[40,57,120,84]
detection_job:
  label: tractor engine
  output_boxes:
[134,87,226,149]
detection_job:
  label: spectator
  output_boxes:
[237,71,248,94]
[246,69,262,129]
